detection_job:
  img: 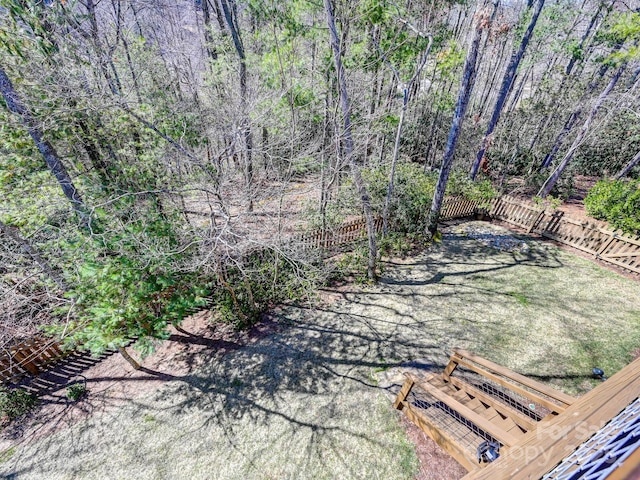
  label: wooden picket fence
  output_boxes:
[293,194,640,275]
[295,196,482,251]
[3,195,638,385]
[440,196,483,220]
[490,195,640,275]
[0,336,66,384]
[296,217,384,250]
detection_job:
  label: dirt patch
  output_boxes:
[403,416,467,480]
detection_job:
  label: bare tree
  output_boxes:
[0,220,66,290]
[378,20,433,235]
[219,0,254,212]
[324,0,378,280]
[538,63,627,198]
[427,12,486,238]
[614,149,640,179]
[470,0,546,180]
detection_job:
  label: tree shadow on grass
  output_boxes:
[4,230,619,480]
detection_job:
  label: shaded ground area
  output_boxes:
[2,221,640,479]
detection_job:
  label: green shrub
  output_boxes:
[362,164,497,234]
[66,383,87,401]
[378,232,426,258]
[209,249,321,328]
[364,164,437,233]
[585,179,640,235]
[0,386,38,421]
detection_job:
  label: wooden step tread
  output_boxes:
[412,373,520,447]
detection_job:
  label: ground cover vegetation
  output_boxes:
[1,0,639,394]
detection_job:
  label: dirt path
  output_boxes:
[2,221,640,480]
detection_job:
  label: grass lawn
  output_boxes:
[1,221,639,479]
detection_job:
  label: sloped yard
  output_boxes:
[2,221,640,480]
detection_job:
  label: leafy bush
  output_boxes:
[585,179,640,235]
[50,259,212,357]
[66,383,87,401]
[378,232,427,258]
[362,164,497,233]
[363,163,437,233]
[0,386,38,422]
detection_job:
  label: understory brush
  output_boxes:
[0,386,38,425]
[585,178,640,235]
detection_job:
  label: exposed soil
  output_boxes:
[402,416,467,480]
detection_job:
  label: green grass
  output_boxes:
[2,221,640,479]
[0,447,15,464]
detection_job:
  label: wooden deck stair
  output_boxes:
[394,349,575,472]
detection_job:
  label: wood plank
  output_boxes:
[400,401,480,472]
[393,377,415,410]
[497,416,520,434]
[599,256,640,274]
[412,374,520,447]
[10,349,39,375]
[461,357,640,480]
[602,250,640,258]
[442,358,459,380]
[446,376,538,431]
[451,357,569,414]
[595,233,617,256]
[452,349,575,407]
[478,406,499,421]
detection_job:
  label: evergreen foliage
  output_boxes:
[585,179,640,235]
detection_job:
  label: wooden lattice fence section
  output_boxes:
[295,196,481,251]
[295,217,384,250]
[490,195,640,275]
[0,336,65,384]
[440,196,482,220]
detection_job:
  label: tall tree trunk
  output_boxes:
[426,17,484,237]
[470,0,545,180]
[614,149,640,179]
[86,0,121,96]
[324,0,377,281]
[538,64,626,198]
[471,0,502,116]
[219,0,254,212]
[0,65,88,224]
[540,36,623,171]
[201,0,218,60]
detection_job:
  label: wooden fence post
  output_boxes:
[528,210,545,233]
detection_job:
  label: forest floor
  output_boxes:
[2,220,640,479]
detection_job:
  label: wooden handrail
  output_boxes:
[443,350,574,415]
[450,349,575,407]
